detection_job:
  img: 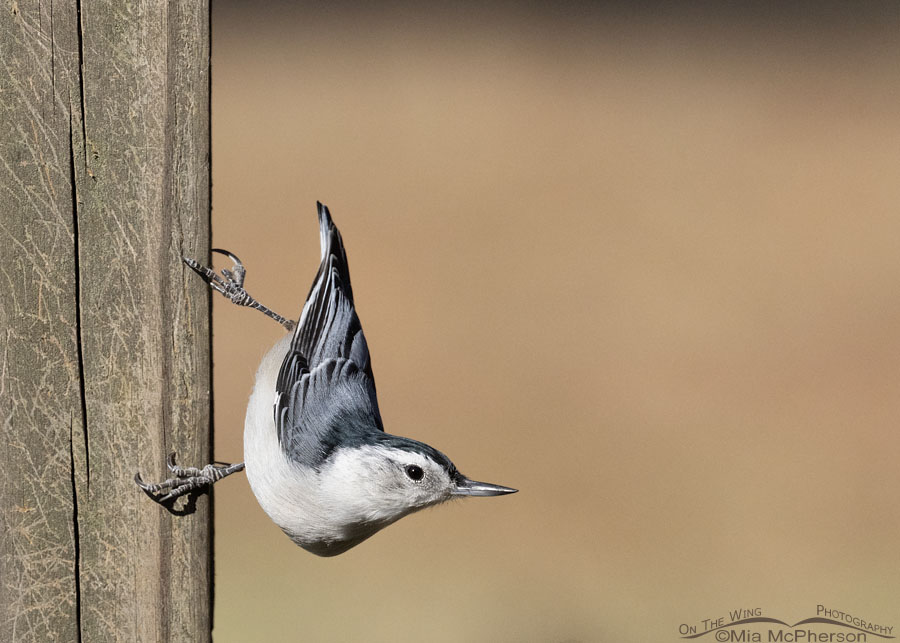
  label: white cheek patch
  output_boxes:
[321,446,451,514]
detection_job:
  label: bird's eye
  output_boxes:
[405,465,424,481]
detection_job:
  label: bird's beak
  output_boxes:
[452,476,518,497]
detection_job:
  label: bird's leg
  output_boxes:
[183,249,296,331]
[135,452,246,503]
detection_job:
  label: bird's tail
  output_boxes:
[316,201,354,303]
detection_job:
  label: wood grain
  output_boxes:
[0,1,212,640]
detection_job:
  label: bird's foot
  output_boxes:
[183,249,296,331]
[135,452,246,503]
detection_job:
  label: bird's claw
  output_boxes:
[182,249,252,307]
[212,248,246,288]
[136,452,246,504]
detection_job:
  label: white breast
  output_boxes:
[242,334,388,556]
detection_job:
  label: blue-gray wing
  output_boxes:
[276,358,382,467]
[274,203,383,467]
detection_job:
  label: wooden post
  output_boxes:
[0,1,212,641]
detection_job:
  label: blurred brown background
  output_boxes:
[209,2,900,641]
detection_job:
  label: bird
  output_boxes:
[136,202,516,556]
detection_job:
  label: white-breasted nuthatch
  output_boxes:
[137,202,516,556]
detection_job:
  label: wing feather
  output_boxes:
[273,203,383,467]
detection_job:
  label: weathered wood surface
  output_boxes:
[0,1,212,641]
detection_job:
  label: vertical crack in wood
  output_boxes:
[74,0,87,166]
[68,421,83,643]
[68,30,88,641]
[69,115,89,491]
[49,0,55,93]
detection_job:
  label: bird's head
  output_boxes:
[318,435,516,528]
